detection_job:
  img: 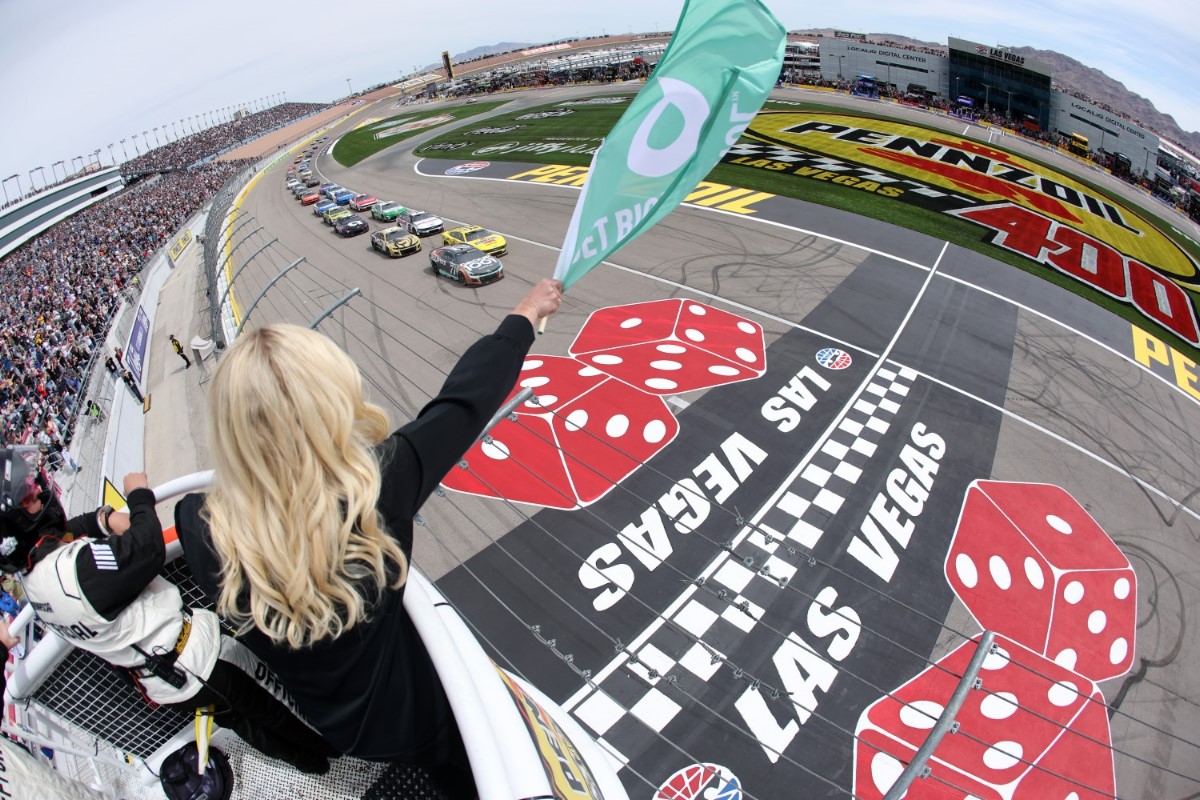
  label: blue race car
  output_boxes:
[313,199,338,216]
[333,189,356,206]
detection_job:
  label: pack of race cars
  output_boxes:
[285,158,507,286]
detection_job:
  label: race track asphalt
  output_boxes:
[215,85,1200,799]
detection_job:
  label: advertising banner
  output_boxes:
[126,306,150,386]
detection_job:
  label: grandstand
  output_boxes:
[1,31,1198,800]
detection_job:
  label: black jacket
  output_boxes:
[176,314,534,761]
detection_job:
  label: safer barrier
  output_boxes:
[3,471,627,800]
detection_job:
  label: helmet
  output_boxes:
[159,743,234,800]
[0,446,66,574]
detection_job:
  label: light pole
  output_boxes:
[172,121,179,139]
[131,134,140,155]
[28,168,39,191]
[142,131,149,150]
[1,175,17,205]
[837,54,844,81]
[120,139,128,159]
[1003,89,1014,120]
[153,127,160,145]
[53,160,65,181]
[981,82,993,115]
[92,149,101,169]
[346,78,353,96]
[70,156,81,174]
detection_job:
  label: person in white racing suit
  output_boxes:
[0,452,333,775]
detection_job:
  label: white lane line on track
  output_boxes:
[902,362,1200,526]
[413,160,932,270]
[567,240,951,709]
[432,214,882,362]
[358,159,1200,519]
[416,159,1200,415]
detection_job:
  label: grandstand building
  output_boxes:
[946,37,1053,130]
[814,34,1166,179]
[1049,90,1159,176]
[0,167,124,260]
[818,36,947,98]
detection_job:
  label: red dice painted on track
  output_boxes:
[569,299,766,395]
[945,481,1136,683]
[853,634,1116,799]
[441,355,679,509]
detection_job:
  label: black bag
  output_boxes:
[159,743,234,800]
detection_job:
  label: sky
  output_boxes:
[2,0,1197,192]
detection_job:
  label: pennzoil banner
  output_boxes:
[724,111,1200,345]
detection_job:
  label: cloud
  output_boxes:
[2,1,1198,178]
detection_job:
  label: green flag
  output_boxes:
[553,0,785,289]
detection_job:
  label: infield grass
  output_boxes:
[334,101,508,167]
[409,94,1200,360]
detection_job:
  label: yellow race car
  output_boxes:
[441,225,508,257]
[371,227,422,257]
[323,207,354,226]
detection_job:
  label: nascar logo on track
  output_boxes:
[445,162,490,175]
[655,763,742,800]
[373,114,454,139]
[467,125,523,135]
[516,109,575,120]
[816,347,852,370]
[558,97,630,105]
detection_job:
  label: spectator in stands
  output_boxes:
[120,103,328,176]
[0,458,334,775]
[173,279,564,799]
[0,159,253,452]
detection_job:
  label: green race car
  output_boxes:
[370,200,407,222]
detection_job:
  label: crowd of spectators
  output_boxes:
[121,102,327,175]
[4,104,329,214]
[0,159,254,453]
[867,38,947,57]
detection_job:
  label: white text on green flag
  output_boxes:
[553,0,785,290]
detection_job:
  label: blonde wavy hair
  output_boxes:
[203,323,408,648]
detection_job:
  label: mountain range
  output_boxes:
[447,33,1199,155]
[793,30,1199,154]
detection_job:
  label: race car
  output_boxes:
[335,214,370,237]
[441,225,508,257]
[322,184,344,200]
[370,227,422,257]
[314,199,337,216]
[305,176,321,187]
[349,194,378,212]
[323,207,354,226]
[400,209,444,237]
[429,244,504,286]
[333,189,356,206]
[292,183,310,198]
[370,200,406,222]
[319,182,337,195]
[301,191,322,205]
